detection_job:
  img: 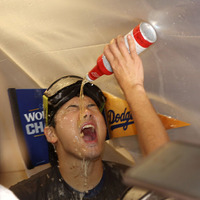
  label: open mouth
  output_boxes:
[80,124,97,143]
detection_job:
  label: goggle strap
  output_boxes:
[43,95,49,126]
[99,102,105,113]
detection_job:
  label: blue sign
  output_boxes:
[8,89,49,169]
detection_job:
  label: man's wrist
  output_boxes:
[124,83,145,99]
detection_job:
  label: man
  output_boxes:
[10,35,169,199]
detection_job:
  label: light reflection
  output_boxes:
[150,20,160,31]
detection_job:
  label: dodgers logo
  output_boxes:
[107,108,134,131]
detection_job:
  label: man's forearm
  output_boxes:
[124,85,169,155]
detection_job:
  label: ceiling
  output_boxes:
[1,0,200,173]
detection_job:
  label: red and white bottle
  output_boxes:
[86,22,157,82]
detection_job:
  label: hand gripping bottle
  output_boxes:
[86,22,157,82]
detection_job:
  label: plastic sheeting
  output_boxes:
[0,0,200,176]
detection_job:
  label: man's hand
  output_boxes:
[104,34,144,97]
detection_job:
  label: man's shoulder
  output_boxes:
[10,167,57,199]
[11,167,54,187]
[100,161,130,198]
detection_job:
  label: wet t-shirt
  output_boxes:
[10,161,129,200]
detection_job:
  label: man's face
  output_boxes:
[53,96,107,161]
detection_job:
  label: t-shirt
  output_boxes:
[10,161,130,200]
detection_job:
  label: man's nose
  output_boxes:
[82,108,92,119]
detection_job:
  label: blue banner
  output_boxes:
[9,89,49,169]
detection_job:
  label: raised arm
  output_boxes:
[103,35,169,155]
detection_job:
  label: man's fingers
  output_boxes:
[103,45,114,64]
[109,37,123,59]
[116,35,130,58]
[127,34,137,58]
[104,37,124,69]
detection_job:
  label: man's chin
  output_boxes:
[81,150,102,161]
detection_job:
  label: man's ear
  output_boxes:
[44,126,58,144]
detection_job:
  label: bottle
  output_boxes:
[86,22,157,82]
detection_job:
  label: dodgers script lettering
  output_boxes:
[108,108,134,130]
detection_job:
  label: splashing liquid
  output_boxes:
[81,158,90,189]
[78,78,92,194]
[78,77,89,129]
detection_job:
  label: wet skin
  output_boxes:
[52,96,107,161]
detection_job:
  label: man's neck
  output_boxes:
[58,156,104,192]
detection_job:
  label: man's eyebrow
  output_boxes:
[66,104,79,108]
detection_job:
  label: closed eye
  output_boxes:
[65,103,98,111]
[87,103,98,109]
[65,104,79,111]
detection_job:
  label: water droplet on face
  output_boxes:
[73,135,79,142]
[79,152,83,157]
[80,132,84,137]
